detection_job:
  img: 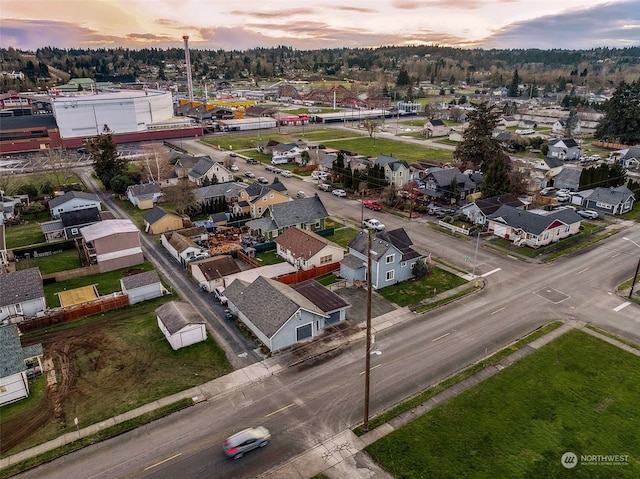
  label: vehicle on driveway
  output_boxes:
[223,426,271,459]
[539,187,556,196]
[556,192,571,202]
[245,171,255,178]
[363,200,382,211]
[332,189,347,197]
[578,209,599,219]
[362,218,385,231]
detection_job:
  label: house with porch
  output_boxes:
[274,227,344,271]
[424,118,448,137]
[224,276,350,352]
[340,228,421,289]
[194,182,246,208]
[271,142,309,164]
[552,118,582,135]
[579,186,635,215]
[487,205,582,248]
[461,194,526,225]
[188,157,234,186]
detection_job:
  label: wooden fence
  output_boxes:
[18,293,130,333]
[42,264,100,283]
[277,263,340,285]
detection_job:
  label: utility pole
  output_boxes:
[363,228,373,431]
[629,257,640,299]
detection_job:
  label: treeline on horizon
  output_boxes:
[2,44,639,95]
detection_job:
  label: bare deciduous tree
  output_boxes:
[139,143,173,184]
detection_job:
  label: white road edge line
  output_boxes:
[265,403,294,417]
[576,268,589,275]
[490,307,506,315]
[359,364,382,375]
[144,453,182,471]
[613,302,630,312]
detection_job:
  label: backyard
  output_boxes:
[366,329,640,478]
[0,297,232,457]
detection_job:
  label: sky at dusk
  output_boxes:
[2,0,639,52]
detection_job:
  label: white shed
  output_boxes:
[120,270,168,305]
[156,301,207,350]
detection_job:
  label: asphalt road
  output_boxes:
[13,140,639,479]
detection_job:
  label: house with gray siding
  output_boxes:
[461,194,526,225]
[340,228,421,289]
[551,167,581,191]
[547,138,581,161]
[579,186,635,215]
[0,268,46,323]
[224,276,350,352]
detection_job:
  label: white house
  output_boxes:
[271,142,309,164]
[120,270,168,305]
[161,231,209,268]
[552,118,582,135]
[188,157,234,185]
[48,191,101,219]
[126,183,163,209]
[375,155,410,189]
[0,268,46,324]
[274,227,344,270]
[189,255,241,293]
[156,301,207,350]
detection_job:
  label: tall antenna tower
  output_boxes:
[183,35,194,102]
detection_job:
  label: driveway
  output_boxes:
[335,286,397,323]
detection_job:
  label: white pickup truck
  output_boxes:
[214,287,228,305]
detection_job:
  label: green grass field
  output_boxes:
[366,329,640,478]
[31,249,82,274]
[377,267,468,306]
[4,215,48,248]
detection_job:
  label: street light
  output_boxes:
[623,237,640,299]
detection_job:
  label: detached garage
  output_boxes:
[156,301,207,350]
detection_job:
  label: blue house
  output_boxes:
[340,228,421,289]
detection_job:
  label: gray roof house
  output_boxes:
[193,182,246,206]
[245,195,329,240]
[340,228,421,289]
[48,191,101,219]
[0,268,46,323]
[375,155,411,189]
[155,301,207,350]
[580,186,635,215]
[41,207,102,242]
[611,147,640,169]
[0,324,43,406]
[224,276,350,352]
[547,138,581,161]
[460,194,526,225]
[487,205,582,248]
[551,167,581,192]
[188,157,234,186]
[422,167,482,205]
[126,183,163,209]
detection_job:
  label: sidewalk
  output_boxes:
[257,321,640,479]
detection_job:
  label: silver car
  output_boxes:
[223,426,271,459]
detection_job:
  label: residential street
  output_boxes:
[14,155,640,479]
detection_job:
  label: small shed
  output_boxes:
[156,301,207,350]
[121,270,168,305]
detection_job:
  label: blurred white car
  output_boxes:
[332,189,347,197]
[578,210,599,219]
[362,218,385,231]
[281,171,293,178]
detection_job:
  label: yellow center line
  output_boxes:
[144,453,182,471]
[265,403,294,417]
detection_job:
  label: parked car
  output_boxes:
[223,426,271,459]
[281,171,293,178]
[229,152,237,157]
[230,164,239,172]
[224,309,234,320]
[257,177,269,184]
[214,287,228,305]
[578,209,599,219]
[264,165,275,172]
[318,183,332,192]
[245,171,256,178]
[539,187,556,196]
[362,218,385,231]
[271,157,289,165]
[332,189,347,197]
[363,200,382,211]
[434,207,457,218]
[296,191,307,198]
[556,192,571,202]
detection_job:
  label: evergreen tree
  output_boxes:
[332,152,346,182]
[87,125,127,190]
[508,69,520,97]
[454,102,506,172]
[396,69,410,87]
[595,79,640,145]
[481,154,511,197]
[564,108,579,138]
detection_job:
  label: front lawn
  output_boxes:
[366,329,640,478]
[327,226,359,249]
[377,267,467,306]
[4,216,48,248]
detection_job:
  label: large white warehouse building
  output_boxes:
[51,89,175,139]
